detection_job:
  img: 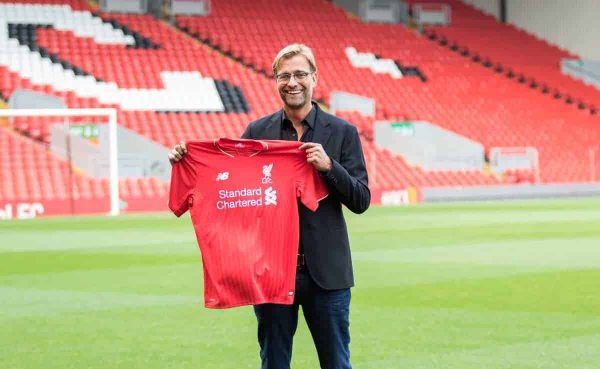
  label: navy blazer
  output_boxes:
[242,103,370,289]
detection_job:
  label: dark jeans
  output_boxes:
[254,268,352,369]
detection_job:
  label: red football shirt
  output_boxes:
[169,138,328,308]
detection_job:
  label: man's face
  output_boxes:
[275,55,317,111]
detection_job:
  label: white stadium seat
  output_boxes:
[0,3,226,111]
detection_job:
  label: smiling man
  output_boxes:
[169,43,370,369]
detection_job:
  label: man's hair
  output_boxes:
[272,44,317,76]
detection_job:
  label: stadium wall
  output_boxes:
[462,0,501,20]
[507,0,600,60]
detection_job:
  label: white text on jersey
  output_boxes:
[216,186,278,210]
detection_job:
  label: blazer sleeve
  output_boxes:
[321,124,370,214]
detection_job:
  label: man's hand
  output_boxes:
[299,142,332,173]
[168,141,187,164]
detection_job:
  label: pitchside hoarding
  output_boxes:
[0,197,168,220]
[0,188,421,220]
[371,187,421,206]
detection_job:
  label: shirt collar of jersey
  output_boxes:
[281,102,317,130]
[213,138,268,157]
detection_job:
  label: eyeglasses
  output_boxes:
[275,71,313,83]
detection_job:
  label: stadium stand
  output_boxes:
[412,0,600,113]
[1,0,600,214]
[176,0,600,184]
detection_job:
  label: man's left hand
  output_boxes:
[299,142,332,173]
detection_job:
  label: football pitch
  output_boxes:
[1,198,600,369]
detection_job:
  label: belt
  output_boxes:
[297,254,305,271]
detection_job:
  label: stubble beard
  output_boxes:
[281,89,310,110]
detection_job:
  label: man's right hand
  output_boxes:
[168,141,187,164]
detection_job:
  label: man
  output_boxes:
[169,44,370,369]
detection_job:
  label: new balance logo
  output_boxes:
[262,163,273,184]
[265,187,277,206]
[216,172,229,181]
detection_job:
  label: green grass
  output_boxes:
[1,198,600,369]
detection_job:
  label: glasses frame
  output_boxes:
[275,71,314,83]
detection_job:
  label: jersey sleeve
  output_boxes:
[168,151,198,217]
[296,163,329,212]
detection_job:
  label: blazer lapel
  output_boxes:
[311,104,332,149]
[262,110,283,140]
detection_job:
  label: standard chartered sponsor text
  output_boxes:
[216,186,277,210]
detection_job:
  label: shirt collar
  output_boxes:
[281,102,316,130]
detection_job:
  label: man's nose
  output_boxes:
[286,76,299,87]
